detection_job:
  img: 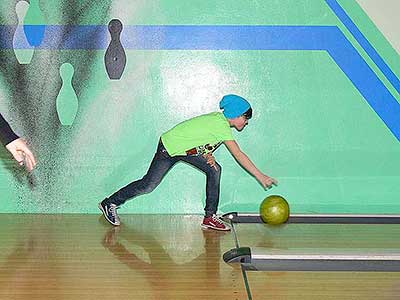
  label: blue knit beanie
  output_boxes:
[219,94,251,119]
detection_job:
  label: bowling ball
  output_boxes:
[260,195,290,225]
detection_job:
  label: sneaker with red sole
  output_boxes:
[201,215,231,231]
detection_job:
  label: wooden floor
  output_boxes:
[0,214,244,300]
[0,214,399,299]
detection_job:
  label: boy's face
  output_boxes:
[229,116,249,131]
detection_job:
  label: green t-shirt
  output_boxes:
[161,112,234,156]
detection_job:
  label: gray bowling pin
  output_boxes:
[104,19,126,80]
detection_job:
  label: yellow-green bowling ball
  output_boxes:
[260,195,290,225]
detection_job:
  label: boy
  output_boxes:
[0,113,36,171]
[99,94,277,230]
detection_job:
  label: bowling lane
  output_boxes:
[234,222,400,249]
[232,222,400,299]
[246,269,400,300]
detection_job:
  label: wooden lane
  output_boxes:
[234,222,400,249]
[233,222,400,299]
[246,271,400,300]
[0,214,245,300]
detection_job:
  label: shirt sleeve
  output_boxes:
[0,113,19,146]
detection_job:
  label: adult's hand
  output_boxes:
[5,138,37,171]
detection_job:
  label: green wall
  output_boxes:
[0,0,399,214]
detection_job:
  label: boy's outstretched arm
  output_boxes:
[224,140,278,189]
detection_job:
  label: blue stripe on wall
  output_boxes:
[325,0,400,95]
[1,25,399,141]
[3,25,332,50]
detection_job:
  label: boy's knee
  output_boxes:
[141,182,158,194]
[137,175,161,194]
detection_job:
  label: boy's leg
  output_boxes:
[181,155,229,231]
[100,141,177,225]
[181,154,221,216]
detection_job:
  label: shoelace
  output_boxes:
[211,215,224,226]
[108,204,119,219]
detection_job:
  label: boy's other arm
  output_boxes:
[224,140,278,189]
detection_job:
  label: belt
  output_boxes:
[185,147,198,155]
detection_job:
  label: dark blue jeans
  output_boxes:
[105,140,222,217]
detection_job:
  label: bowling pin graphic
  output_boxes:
[13,1,34,64]
[56,63,79,126]
[23,0,46,47]
[104,19,126,80]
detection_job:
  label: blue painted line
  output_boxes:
[0,25,399,141]
[23,24,46,46]
[2,25,331,50]
[325,0,400,94]
[121,25,330,50]
[327,30,400,141]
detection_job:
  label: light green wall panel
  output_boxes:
[0,0,399,214]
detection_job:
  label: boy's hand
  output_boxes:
[204,153,218,170]
[256,173,278,189]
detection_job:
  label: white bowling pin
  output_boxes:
[13,1,34,64]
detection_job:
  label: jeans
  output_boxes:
[105,140,222,217]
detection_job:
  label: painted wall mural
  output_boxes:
[0,0,399,214]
